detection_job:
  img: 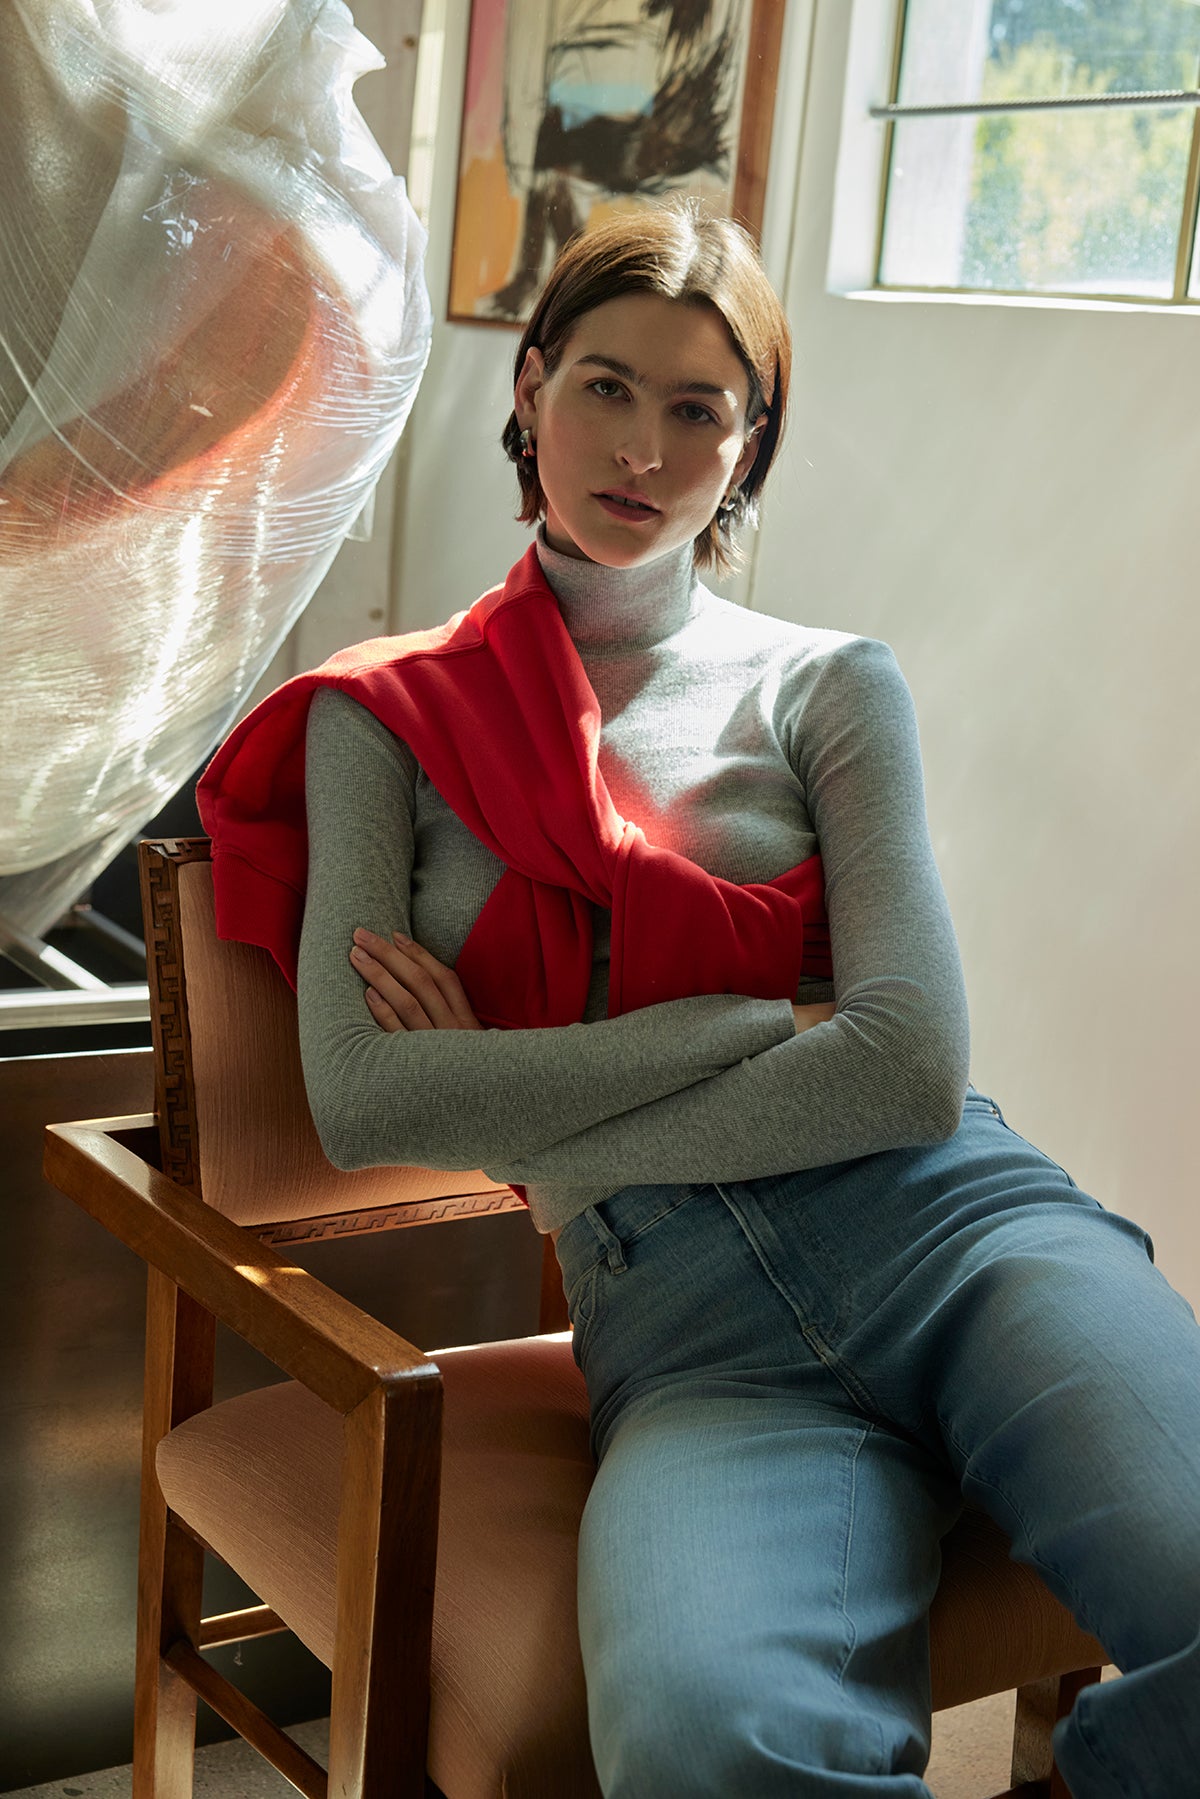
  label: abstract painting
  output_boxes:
[448,0,784,326]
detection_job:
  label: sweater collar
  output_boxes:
[534,526,700,650]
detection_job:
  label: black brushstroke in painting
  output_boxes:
[486,2,739,321]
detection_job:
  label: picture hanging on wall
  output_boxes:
[447,0,786,327]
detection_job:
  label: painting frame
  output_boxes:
[446,0,787,328]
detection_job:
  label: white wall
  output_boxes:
[759,0,1200,1304]
[384,0,1200,1303]
[388,2,550,625]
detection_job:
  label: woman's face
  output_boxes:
[514,291,764,566]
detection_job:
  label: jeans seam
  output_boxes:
[619,1186,701,1250]
[714,1183,889,1425]
[833,1423,891,1778]
[988,1105,1079,1190]
[832,1426,864,1690]
[1065,1685,1133,1797]
[572,1190,700,1280]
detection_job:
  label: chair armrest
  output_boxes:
[44,1121,435,1415]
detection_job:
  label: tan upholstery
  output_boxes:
[177,858,511,1226]
[159,1333,1104,1792]
[159,1333,599,1799]
[930,1508,1104,1709]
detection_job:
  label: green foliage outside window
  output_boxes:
[961,40,1195,293]
[887,0,1200,298]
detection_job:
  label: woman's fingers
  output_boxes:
[350,935,435,1030]
[349,929,483,1031]
[386,932,483,1029]
[363,984,407,1033]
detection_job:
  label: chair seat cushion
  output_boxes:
[930,1503,1105,1708]
[159,1333,600,1799]
[157,1332,1104,1796]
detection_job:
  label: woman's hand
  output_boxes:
[792,1001,836,1035]
[349,926,828,1038]
[349,928,484,1032]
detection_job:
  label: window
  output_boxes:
[874,0,1200,303]
[407,0,446,230]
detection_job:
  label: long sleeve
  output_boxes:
[488,636,970,1186]
[297,688,797,1176]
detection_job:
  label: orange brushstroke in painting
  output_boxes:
[450,150,521,316]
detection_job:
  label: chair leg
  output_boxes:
[1003,1667,1104,1799]
[133,1270,214,1798]
[328,1380,442,1799]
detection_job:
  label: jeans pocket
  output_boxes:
[555,1215,604,1364]
[563,1250,598,1326]
[565,1257,602,1370]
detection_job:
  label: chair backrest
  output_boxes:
[139,837,519,1240]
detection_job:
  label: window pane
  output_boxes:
[881,102,1192,295]
[899,0,1200,109]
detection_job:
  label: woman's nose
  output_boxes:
[616,423,662,474]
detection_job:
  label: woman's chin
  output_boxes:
[543,520,689,570]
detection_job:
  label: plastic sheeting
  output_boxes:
[0,0,431,937]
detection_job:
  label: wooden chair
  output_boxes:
[43,836,1106,1799]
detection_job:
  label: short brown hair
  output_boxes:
[501,200,791,576]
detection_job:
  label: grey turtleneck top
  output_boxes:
[297,533,970,1233]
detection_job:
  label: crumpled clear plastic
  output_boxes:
[0,0,432,938]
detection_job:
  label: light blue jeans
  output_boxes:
[553,1090,1200,1797]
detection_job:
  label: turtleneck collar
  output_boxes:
[534,526,701,650]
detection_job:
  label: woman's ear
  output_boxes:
[514,347,546,430]
[733,414,767,486]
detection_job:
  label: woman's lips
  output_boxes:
[594,491,661,523]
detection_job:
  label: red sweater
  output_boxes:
[197,544,831,1030]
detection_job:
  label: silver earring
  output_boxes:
[718,487,739,516]
[519,427,536,459]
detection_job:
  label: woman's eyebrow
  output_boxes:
[572,352,734,401]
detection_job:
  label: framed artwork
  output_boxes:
[447,0,786,326]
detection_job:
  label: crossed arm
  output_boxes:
[348,924,835,1039]
[298,636,969,1187]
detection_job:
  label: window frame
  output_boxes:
[869,0,1200,308]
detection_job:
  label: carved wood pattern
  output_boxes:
[139,838,212,1197]
[256,1187,527,1246]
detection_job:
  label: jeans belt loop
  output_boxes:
[584,1203,628,1274]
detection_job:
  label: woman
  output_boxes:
[212,203,1200,1796]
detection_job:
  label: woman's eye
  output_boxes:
[679,402,716,424]
[590,378,624,398]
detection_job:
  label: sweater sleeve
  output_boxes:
[297,688,797,1173]
[486,635,970,1185]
